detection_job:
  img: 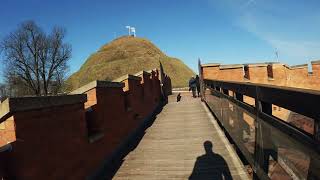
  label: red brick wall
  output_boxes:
[126,78,145,120]
[151,70,162,107]
[80,87,133,178]
[0,69,171,180]
[218,68,244,81]
[202,66,220,80]
[78,70,163,178]
[202,63,320,90]
[311,62,320,77]
[249,66,268,84]
[6,103,88,179]
[269,64,287,86]
[142,73,154,113]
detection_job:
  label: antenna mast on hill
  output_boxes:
[275,49,279,62]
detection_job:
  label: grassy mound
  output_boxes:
[67,36,195,90]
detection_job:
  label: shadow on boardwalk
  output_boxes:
[189,141,233,180]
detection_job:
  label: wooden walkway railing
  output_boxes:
[202,79,320,180]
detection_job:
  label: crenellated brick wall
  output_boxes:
[201,61,320,90]
[0,69,172,179]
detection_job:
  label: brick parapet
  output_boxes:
[201,62,320,90]
[0,68,171,179]
[0,94,87,123]
[0,95,87,179]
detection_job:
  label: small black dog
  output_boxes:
[176,93,182,102]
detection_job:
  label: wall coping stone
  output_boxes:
[201,63,220,67]
[281,63,308,69]
[311,60,320,65]
[113,74,142,82]
[283,64,291,69]
[0,94,87,123]
[145,68,158,73]
[245,63,268,67]
[270,63,286,67]
[134,70,151,77]
[290,64,308,69]
[264,62,281,64]
[70,81,124,94]
[220,64,243,70]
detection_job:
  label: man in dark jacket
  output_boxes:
[189,76,197,98]
[195,75,200,97]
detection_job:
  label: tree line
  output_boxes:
[0,21,71,100]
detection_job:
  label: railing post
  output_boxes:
[198,58,205,101]
[215,86,220,92]
[222,89,229,95]
[307,118,320,179]
[261,101,272,115]
[314,120,320,141]
[254,88,277,179]
[235,93,243,101]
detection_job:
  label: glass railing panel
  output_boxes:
[272,106,315,135]
[219,97,256,164]
[237,103,256,162]
[220,95,230,128]
[257,117,320,179]
[206,89,222,120]
[287,112,314,135]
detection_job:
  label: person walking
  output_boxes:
[189,76,197,98]
[195,75,200,97]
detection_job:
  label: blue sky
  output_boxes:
[1,0,320,76]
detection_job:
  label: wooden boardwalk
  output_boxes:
[113,93,250,180]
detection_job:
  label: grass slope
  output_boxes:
[67,36,195,90]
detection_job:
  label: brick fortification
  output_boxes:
[201,61,319,135]
[202,60,320,90]
[0,69,172,179]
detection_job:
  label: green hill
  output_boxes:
[67,36,195,90]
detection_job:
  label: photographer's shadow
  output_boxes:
[189,141,233,180]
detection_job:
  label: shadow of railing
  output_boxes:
[203,79,320,180]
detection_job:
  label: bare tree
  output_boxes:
[3,72,34,97]
[1,21,71,96]
[0,83,8,101]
